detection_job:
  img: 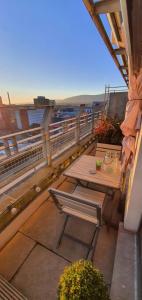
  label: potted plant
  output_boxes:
[58,260,110,300]
[94,116,123,145]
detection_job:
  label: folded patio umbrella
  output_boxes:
[120,68,142,170]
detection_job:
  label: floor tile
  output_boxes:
[0,232,35,281]
[12,245,68,300]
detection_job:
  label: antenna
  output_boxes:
[7,92,11,105]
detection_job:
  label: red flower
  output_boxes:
[94,117,114,136]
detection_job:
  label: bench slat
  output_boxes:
[0,276,27,300]
[62,206,98,224]
[72,185,105,208]
[96,143,122,151]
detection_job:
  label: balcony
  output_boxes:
[0,0,142,297]
[0,107,126,298]
[0,103,141,299]
[0,144,122,299]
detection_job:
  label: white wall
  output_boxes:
[28,109,44,126]
[15,110,22,129]
[124,127,142,232]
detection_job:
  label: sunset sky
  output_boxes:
[0,0,125,104]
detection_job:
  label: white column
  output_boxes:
[124,127,142,232]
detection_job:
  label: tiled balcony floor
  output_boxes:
[0,175,122,299]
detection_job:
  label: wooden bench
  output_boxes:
[0,275,27,299]
[48,185,105,260]
[95,143,122,158]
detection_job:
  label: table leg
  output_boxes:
[107,188,115,201]
[77,179,88,188]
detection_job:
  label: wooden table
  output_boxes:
[64,155,122,191]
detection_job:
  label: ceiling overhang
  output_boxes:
[82,0,132,85]
[126,0,142,75]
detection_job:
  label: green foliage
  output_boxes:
[58,260,110,300]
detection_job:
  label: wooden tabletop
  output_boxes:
[64,155,122,189]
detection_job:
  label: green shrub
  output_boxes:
[58,260,110,300]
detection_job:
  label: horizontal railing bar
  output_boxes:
[50,131,63,139]
[80,117,92,122]
[49,126,63,133]
[17,133,42,144]
[80,119,90,124]
[0,160,47,196]
[67,122,76,127]
[18,140,42,152]
[49,117,76,126]
[80,132,91,140]
[0,127,42,140]
[50,126,76,140]
[0,144,43,167]
[66,127,76,132]
[51,140,76,159]
[80,113,92,118]
[80,121,91,126]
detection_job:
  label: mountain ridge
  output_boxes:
[56,94,105,105]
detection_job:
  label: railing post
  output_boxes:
[3,138,11,157]
[92,105,95,133]
[12,136,18,154]
[75,104,85,145]
[75,116,80,145]
[41,106,54,166]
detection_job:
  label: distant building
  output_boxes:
[92,91,128,121]
[15,109,29,130]
[15,107,45,128]
[30,96,56,126]
[55,106,80,120]
[27,109,45,127]
[106,91,128,121]
[0,96,56,134]
[0,107,18,134]
[33,96,55,106]
[92,101,106,112]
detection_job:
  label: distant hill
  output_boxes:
[57,94,105,106]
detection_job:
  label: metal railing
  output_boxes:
[0,111,102,183]
[0,127,44,180]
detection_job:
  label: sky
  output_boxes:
[0,0,125,104]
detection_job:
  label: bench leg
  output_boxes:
[90,226,100,262]
[56,215,69,248]
[86,225,99,260]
